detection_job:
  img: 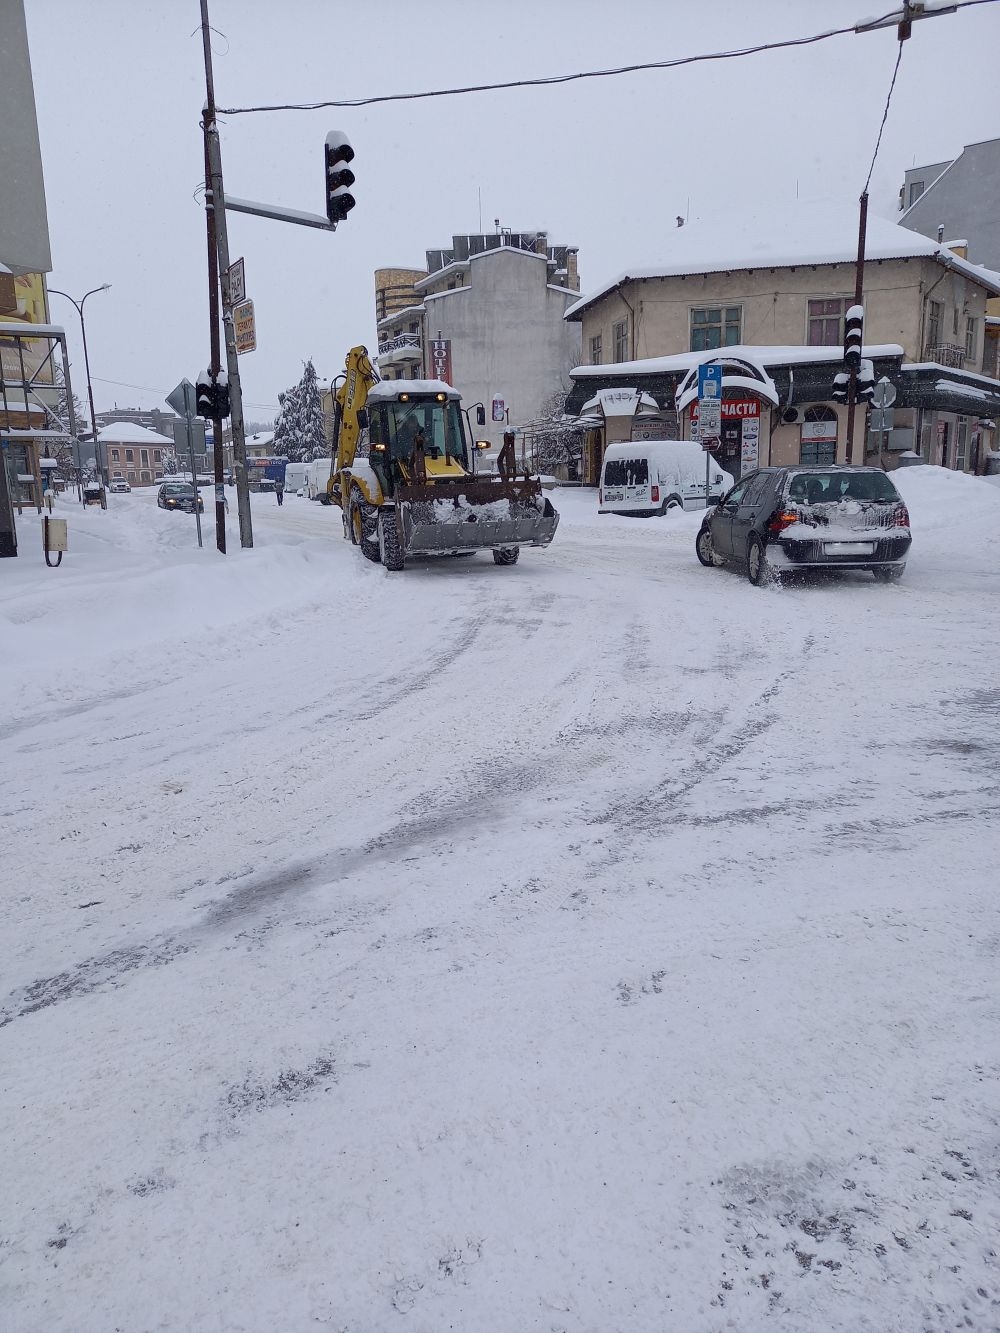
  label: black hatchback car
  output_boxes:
[696,466,911,585]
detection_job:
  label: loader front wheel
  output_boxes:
[493,546,520,566]
[378,508,405,571]
[350,492,381,563]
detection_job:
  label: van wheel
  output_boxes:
[493,546,520,566]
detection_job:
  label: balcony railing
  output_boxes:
[924,342,966,368]
[377,333,422,362]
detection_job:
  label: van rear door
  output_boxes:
[602,455,650,506]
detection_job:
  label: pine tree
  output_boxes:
[273,359,328,462]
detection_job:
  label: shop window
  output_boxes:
[807,298,846,347]
[590,334,602,365]
[955,417,969,471]
[690,306,741,352]
[799,406,837,466]
[613,319,629,362]
[965,317,976,361]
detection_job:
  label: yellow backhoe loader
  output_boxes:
[326,346,559,571]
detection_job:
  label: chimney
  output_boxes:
[535,231,548,257]
[937,224,944,242]
[566,249,580,292]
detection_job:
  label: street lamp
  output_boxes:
[48,284,111,486]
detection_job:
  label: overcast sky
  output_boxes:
[25,0,1000,422]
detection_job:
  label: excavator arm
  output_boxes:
[334,345,379,472]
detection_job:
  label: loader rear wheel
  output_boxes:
[378,508,405,571]
[350,492,380,563]
[493,546,520,566]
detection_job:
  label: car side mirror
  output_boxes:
[476,405,486,427]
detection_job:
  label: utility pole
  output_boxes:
[200,0,252,549]
[203,131,226,554]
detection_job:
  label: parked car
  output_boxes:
[109,478,131,493]
[599,441,733,516]
[695,466,911,585]
[157,481,204,513]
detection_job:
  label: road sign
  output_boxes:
[696,363,722,441]
[234,299,256,354]
[166,378,197,419]
[228,257,246,306]
[870,407,895,432]
[871,377,897,409]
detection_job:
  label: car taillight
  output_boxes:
[651,485,659,502]
[893,504,909,527]
[767,510,798,534]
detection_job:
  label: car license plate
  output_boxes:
[825,541,875,556]
[604,489,624,503]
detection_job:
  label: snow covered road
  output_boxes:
[3,472,1000,1331]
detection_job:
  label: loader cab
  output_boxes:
[367,384,470,493]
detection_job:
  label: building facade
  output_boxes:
[564,208,1000,483]
[100,422,174,486]
[374,229,582,449]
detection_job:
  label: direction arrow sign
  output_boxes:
[234,299,256,355]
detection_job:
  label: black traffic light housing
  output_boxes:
[325,131,356,224]
[831,372,850,404]
[843,304,864,372]
[196,370,231,420]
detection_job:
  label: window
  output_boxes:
[111,448,120,461]
[613,319,629,362]
[154,450,161,462]
[590,334,602,365]
[140,470,151,483]
[908,180,924,207]
[953,307,959,337]
[690,306,741,352]
[955,416,969,471]
[927,299,942,347]
[125,448,134,462]
[965,317,976,361]
[807,298,846,347]
[603,456,648,486]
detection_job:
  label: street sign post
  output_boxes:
[228,257,246,306]
[166,377,204,548]
[871,377,897,467]
[697,362,723,506]
[233,300,256,354]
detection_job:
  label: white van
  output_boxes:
[305,457,335,501]
[599,441,734,516]
[284,461,309,495]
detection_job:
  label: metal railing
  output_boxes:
[923,342,966,368]
[377,333,422,357]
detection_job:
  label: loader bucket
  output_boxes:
[396,478,559,557]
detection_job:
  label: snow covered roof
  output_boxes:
[97,421,174,444]
[564,204,1000,320]
[414,244,547,293]
[572,343,905,379]
[580,388,660,417]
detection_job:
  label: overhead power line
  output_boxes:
[217,0,997,115]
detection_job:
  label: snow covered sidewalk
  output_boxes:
[2,472,999,1331]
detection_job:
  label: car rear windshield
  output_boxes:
[604,458,649,486]
[786,471,901,504]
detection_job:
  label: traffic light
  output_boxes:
[843,303,864,372]
[856,359,875,404]
[831,371,850,404]
[325,131,355,223]
[196,370,231,419]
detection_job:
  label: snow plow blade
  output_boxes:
[396,479,559,556]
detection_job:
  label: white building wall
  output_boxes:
[422,248,582,449]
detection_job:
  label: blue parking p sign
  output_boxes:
[698,363,722,399]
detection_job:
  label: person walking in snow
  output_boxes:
[275,478,285,506]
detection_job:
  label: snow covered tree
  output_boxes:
[162,450,178,475]
[519,389,586,479]
[273,359,328,462]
